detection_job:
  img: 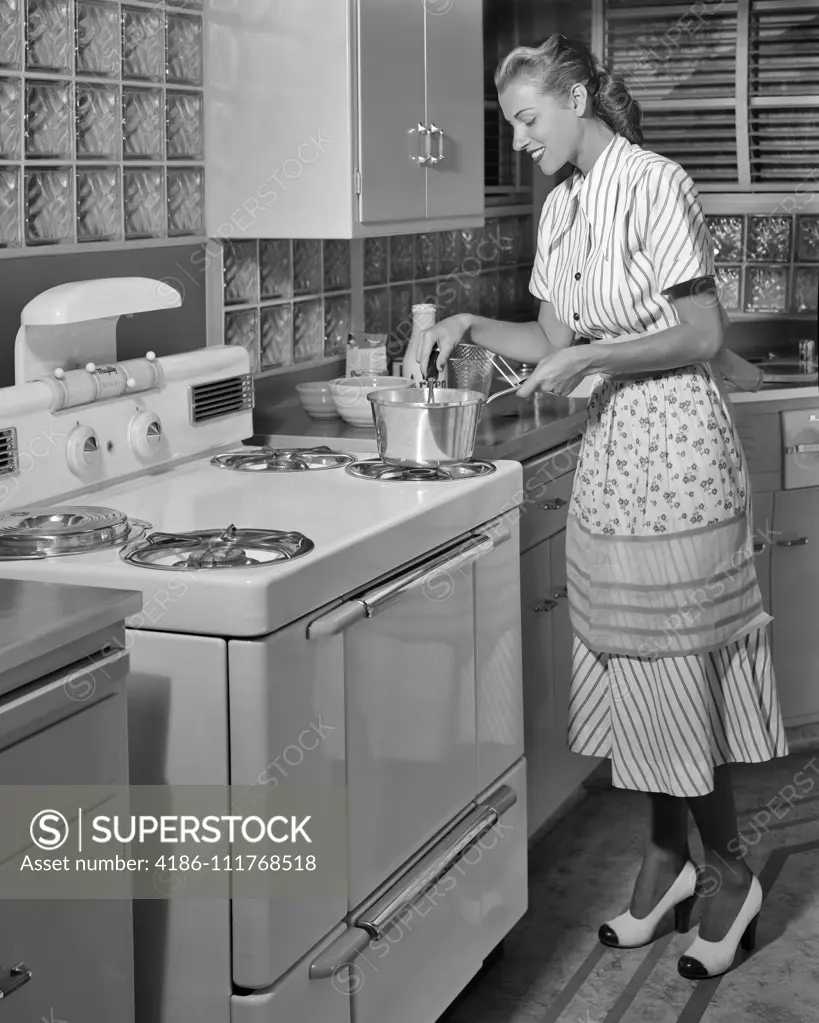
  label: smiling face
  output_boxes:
[498,78,585,176]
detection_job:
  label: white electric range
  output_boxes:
[0,278,527,1023]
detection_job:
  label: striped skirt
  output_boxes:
[564,364,788,797]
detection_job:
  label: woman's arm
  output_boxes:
[465,300,576,362]
[409,300,574,377]
[711,304,764,391]
[578,289,723,377]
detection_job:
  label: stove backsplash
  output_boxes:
[0,241,208,389]
[220,216,539,375]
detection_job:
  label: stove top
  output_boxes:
[121,525,315,571]
[0,505,150,560]
[211,445,353,472]
[345,459,497,482]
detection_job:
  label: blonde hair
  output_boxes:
[495,34,643,146]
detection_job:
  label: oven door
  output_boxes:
[307,516,517,909]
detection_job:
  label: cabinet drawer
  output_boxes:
[0,647,129,761]
[519,470,575,552]
[308,767,526,1023]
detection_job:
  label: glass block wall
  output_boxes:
[709,214,819,315]
[221,216,537,374]
[0,0,204,248]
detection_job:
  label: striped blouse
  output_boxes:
[529,133,715,340]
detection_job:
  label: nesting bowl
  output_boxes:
[329,374,413,425]
[330,375,410,427]
[295,381,339,419]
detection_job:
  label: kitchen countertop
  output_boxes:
[253,392,590,462]
[0,579,141,680]
[253,382,817,464]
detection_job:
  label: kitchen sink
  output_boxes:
[747,355,818,389]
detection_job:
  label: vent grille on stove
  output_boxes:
[189,375,254,424]
[0,427,18,475]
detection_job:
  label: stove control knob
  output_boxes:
[126,377,136,389]
[66,425,101,476]
[146,351,156,361]
[53,368,65,379]
[129,411,163,459]
[86,362,96,372]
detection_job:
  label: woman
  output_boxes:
[406,33,788,980]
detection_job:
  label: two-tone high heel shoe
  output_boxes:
[677,873,763,979]
[598,860,699,949]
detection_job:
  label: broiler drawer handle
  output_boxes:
[308,785,517,979]
[306,526,511,638]
[0,962,32,999]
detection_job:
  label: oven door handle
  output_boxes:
[306,525,511,639]
[308,784,517,980]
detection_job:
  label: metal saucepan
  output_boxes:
[367,345,523,466]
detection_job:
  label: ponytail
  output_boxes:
[495,34,643,146]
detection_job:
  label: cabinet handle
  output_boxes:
[785,443,819,454]
[534,599,557,613]
[0,963,32,1000]
[416,123,431,166]
[552,587,568,599]
[752,540,765,554]
[428,123,444,164]
[541,498,567,510]
[777,537,809,547]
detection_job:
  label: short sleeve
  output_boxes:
[640,161,715,299]
[528,196,554,303]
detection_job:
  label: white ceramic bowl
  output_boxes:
[330,375,410,427]
[295,381,339,419]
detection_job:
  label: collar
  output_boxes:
[569,133,632,219]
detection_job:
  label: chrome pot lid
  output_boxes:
[121,525,314,570]
[345,459,496,482]
[211,446,353,472]
[0,505,149,559]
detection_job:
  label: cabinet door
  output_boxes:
[357,0,426,224]
[549,530,600,800]
[751,491,774,614]
[771,490,819,724]
[520,538,554,837]
[0,652,134,1023]
[424,0,484,219]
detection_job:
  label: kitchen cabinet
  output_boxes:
[0,581,138,1023]
[205,0,484,239]
[519,454,600,839]
[548,529,599,801]
[521,530,555,837]
[751,491,774,614]
[771,488,819,724]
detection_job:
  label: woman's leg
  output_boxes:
[630,792,690,918]
[686,763,753,941]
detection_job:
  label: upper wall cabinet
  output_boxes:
[205,0,485,239]
[602,0,819,195]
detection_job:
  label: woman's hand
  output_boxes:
[403,314,470,383]
[516,346,592,398]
